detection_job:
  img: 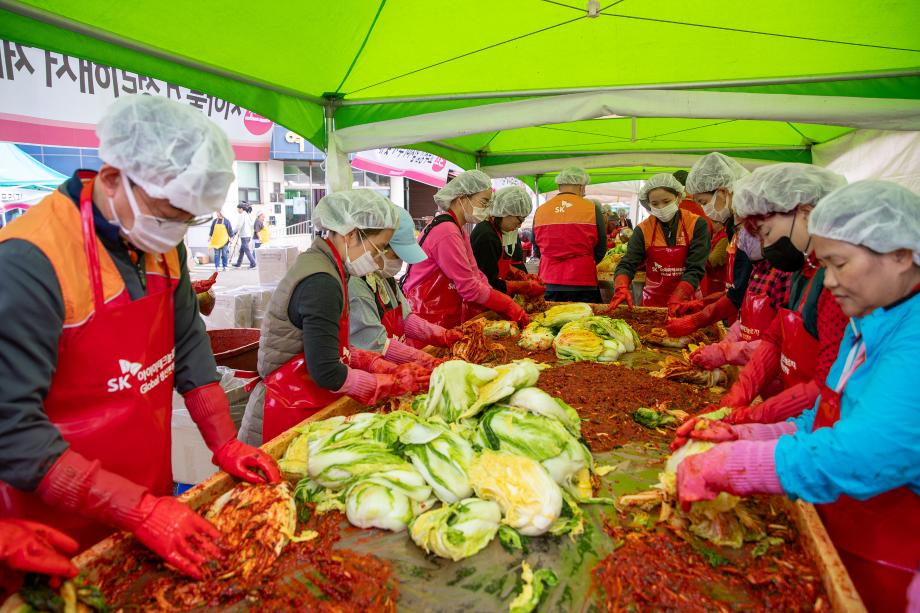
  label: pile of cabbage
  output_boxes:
[280,359,607,563]
[518,303,641,363]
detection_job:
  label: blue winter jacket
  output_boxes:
[775,289,920,502]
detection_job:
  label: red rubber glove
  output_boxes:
[666,294,738,338]
[671,415,735,450]
[718,337,782,408]
[184,382,281,484]
[504,267,526,282]
[723,380,821,425]
[337,368,421,405]
[484,289,530,325]
[506,280,545,298]
[0,519,78,579]
[440,328,465,346]
[667,281,696,317]
[605,274,634,311]
[670,298,705,317]
[347,347,400,374]
[36,450,221,579]
[191,272,218,294]
[393,362,432,391]
[677,440,783,509]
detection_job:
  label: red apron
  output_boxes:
[778,274,819,388]
[404,211,483,334]
[374,278,406,339]
[494,223,513,282]
[0,179,175,550]
[261,238,349,443]
[701,226,729,296]
[812,336,920,612]
[738,270,780,342]
[642,217,691,307]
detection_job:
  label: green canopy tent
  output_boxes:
[2,0,918,190]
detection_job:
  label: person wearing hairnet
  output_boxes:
[348,205,462,355]
[671,169,712,233]
[471,186,544,298]
[532,167,607,302]
[675,163,848,431]
[664,153,752,332]
[0,95,280,579]
[608,173,710,312]
[238,190,431,446]
[675,180,920,612]
[684,227,792,381]
[402,171,529,331]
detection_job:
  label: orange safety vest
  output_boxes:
[533,193,599,287]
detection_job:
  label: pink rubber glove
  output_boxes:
[37,450,222,579]
[690,339,761,369]
[384,338,443,369]
[348,347,400,374]
[336,367,423,405]
[483,288,530,325]
[184,382,281,484]
[403,313,460,348]
[0,518,78,579]
[724,380,821,425]
[676,440,783,509]
[907,570,920,613]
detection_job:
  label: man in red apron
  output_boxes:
[674,179,920,611]
[0,96,279,579]
[607,173,710,312]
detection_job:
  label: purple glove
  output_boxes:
[677,440,784,509]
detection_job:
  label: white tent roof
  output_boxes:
[0,143,67,188]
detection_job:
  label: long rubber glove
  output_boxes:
[506,279,545,298]
[677,440,783,508]
[384,338,443,369]
[667,280,696,317]
[718,337,782,408]
[404,313,463,348]
[184,382,281,484]
[483,289,530,325]
[336,366,424,405]
[723,380,821,424]
[347,347,400,374]
[605,274,634,311]
[666,294,738,338]
[36,450,222,579]
[690,339,761,370]
[0,518,78,579]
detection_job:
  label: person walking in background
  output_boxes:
[254,212,269,248]
[209,211,233,271]
[233,203,256,268]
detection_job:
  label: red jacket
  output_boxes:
[534,193,599,287]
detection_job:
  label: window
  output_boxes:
[237,162,261,204]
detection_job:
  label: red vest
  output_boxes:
[533,193,598,287]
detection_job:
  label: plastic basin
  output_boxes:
[208,328,260,371]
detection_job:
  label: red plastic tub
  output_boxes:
[208,328,260,371]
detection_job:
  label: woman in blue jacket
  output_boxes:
[675,180,920,612]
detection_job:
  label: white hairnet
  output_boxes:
[638,173,685,208]
[313,189,400,235]
[686,152,750,195]
[554,167,590,186]
[489,186,533,218]
[433,170,492,210]
[809,180,920,266]
[733,163,846,218]
[97,94,234,216]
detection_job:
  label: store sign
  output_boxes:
[352,148,451,187]
[0,40,272,160]
[269,125,324,160]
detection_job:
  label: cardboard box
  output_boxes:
[256,246,300,285]
[205,289,254,329]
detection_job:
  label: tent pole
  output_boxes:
[324,102,354,193]
[338,68,920,106]
[533,174,541,204]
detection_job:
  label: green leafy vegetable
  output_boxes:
[506,387,581,435]
[468,359,545,417]
[531,303,593,330]
[518,322,555,351]
[508,562,559,613]
[692,541,730,567]
[418,360,498,422]
[632,407,677,429]
[498,525,528,553]
[409,498,502,561]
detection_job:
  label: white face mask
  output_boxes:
[703,190,731,223]
[464,197,489,224]
[345,233,381,277]
[501,229,517,257]
[380,254,404,278]
[650,200,679,223]
[115,173,188,253]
